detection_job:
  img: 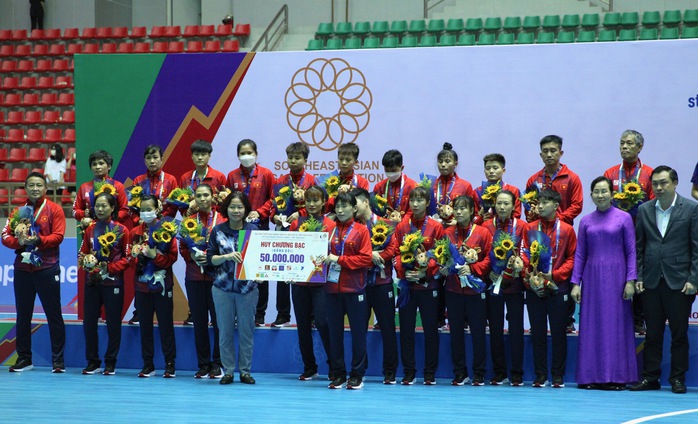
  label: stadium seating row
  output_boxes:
[0,110,74,125]
[0,39,241,56]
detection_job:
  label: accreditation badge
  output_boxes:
[327,263,342,283]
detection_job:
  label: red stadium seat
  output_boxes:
[183,25,199,38]
[83,43,100,54]
[42,110,60,125]
[18,76,36,90]
[60,110,75,124]
[1,45,14,57]
[221,40,240,52]
[62,28,79,40]
[101,43,117,54]
[96,27,112,39]
[40,92,57,106]
[23,110,41,125]
[25,128,43,143]
[51,59,68,72]
[12,188,29,205]
[0,30,11,41]
[14,44,32,57]
[38,76,54,89]
[0,188,9,205]
[44,128,62,142]
[164,26,181,38]
[2,93,20,107]
[168,41,184,53]
[81,27,97,39]
[130,26,147,39]
[0,170,9,183]
[60,189,72,205]
[234,24,251,37]
[112,27,128,38]
[134,42,150,53]
[68,60,74,71]
[28,148,48,162]
[22,93,39,106]
[48,44,66,56]
[29,29,45,40]
[153,42,167,53]
[6,111,23,125]
[216,24,232,37]
[55,75,73,88]
[67,43,82,55]
[17,59,34,72]
[31,44,49,57]
[7,147,27,162]
[35,59,51,72]
[57,92,74,106]
[149,26,165,38]
[199,25,215,37]
[63,128,76,143]
[1,60,17,73]
[12,29,28,40]
[0,148,7,162]
[1,76,19,89]
[117,42,134,53]
[64,168,75,182]
[186,41,202,53]
[0,110,3,124]
[44,28,61,40]
[204,40,221,52]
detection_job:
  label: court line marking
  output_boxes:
[622,409,698,423]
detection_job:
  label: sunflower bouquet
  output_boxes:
[480,180,502,212]
[399,231,425,269]
[8,206,42,266]
[93,179,117,197]
[613,181,644,216]
[316,171,341,198]
[519,185,539,212]
[418,173,439,217]
[428,237,453,267]
[135,218,178,291]
[273,183,295,224]
[370,219,395,250]
[81,224,122,285]
[489,230,519,295]
[370,192,389,218]
[127,185,144,211]
[298,216,326,232]
[165,187,194,209]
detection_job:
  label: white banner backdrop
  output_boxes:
[204,40,698,324]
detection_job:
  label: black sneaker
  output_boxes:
[510,374,524,387]
[299,370,319,381]
[194,366,210,379]
[182,312,193,326]
[471,374,485,386]
[209,365,223,379]
[532,375,548,387]
[103,363,116,375]
[451,374,469,386]
[423,371,436,385]
[552,375,565,388]
[138,365,155,378]
[634,322,646,335]
[255,317,264,327]
[383,371,396,385]
[9,358,33,372]
[163,362,176,378]
[566,323,576,334]
[82,361,102,375]
[328,375,347,389]
[240,373,256,384]
[128,310,139,325]
[220,374,234,385]
[52,361,65,373]
[347,375,364,390]
[490,373,509,385]
[271,317,291,328]
[401,371,416,385]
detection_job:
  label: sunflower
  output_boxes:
[96,183,116,196]
[494,246,507,260]
[501,239,514,251]
[104,232,117,244]
[131,186,143,196]
[372,225,388,236]
[152,232,163,243]
[624,182,642,196]
[326,176,339,186]
[399,244,410,254]
[160,231,172,243]
[183,218,198,231]
[162,222,176,233]
[128,198,141,208]
[523,191,537,201]
[298,223,309,232]
[277,201,287,210]
[100,247,110,257]
[434,244,445,258]
[613,192,627,201]
[481,193,492,202]
[279,186,290,196]
[401,252,414,264]
[275,196,285,204]
[374,194,387,206]
[98,235,110,247]
[371,233,387,246]
[403,233,418,247]
[530,241,540,255]
[485,184,500,195]
[177,194,189,202]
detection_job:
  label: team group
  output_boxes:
[3,131,697,393]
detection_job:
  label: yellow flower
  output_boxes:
[275,196,285,204]
[375,194,387,205]
[100,247,110,257]
[128,198,141,208]
[372,225,388,236]
[523,191,537,201]
[98,235,109,247]
[530,241,540,254]
[501,239,514,251]
[104,232,117,244]
[401,252,414,264]
[298,223,309,232]
[183,218,198,231]
[162,222,176,234]
[97,183,116,196]
[326,176,339,186]
[624,182,642,196]
[434,244,445,258]
[131,186,143,196]
[371,233,387,246]
[177,194,189,202]
[403,233,418,246]
[494,246,507,260]
[482,193,492,202]
[485,184,500,195]
[152,232,163,243]
[277,201,287,210]
[279,186,290,196]
[399,244,410,254]
[613,192,627,201]
[160,231,172,243]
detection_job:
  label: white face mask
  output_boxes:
[140,210,158,224]
[386,171,402,183]
[239,154,256,168]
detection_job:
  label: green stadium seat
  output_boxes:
[682,26,698,38]
[446,18,464,33]
[556,31,575,43]
[477,33,495,45]
[641,11,661,27]
[484,17,502,32]
[457,33,476,46]
[465,17,483,32]
[603,12,621,27]
[335,22,352,36]
[389,20,407,34]
[516,32,535,44]
[316,22,333,37]
[427,19,445,33]
[362,37,380,48]
[353,21,371,36]
[399,35,418,47]
[684,9,698,26]
[522,15,541,31]
[325,38,342,50]
[542,15,561,30]
[438,34,456,46]
[496,33,514,45]
[561,14,580,29]
[419,34,437,47]
[662,10,682,26]
[536,31,554,44]
[381,36,399,48]
[372,21,389,35]
[503,16,521,32]
[306,39,323,50]
[581,13,600,29]
[618,29,637,41]
[344,37,361,49]
[408,20,426,33]
[639,28,658,40]
[660,27,679,39]
[577,30,596,42]
[597,29,617,42]
[620,12,639,27]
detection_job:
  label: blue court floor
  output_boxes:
[1,367,697,423]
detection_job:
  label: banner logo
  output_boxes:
[285,58,372,151]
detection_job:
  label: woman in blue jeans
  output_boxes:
[207,191,259,385]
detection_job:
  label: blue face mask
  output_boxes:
[140,210,157,224]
